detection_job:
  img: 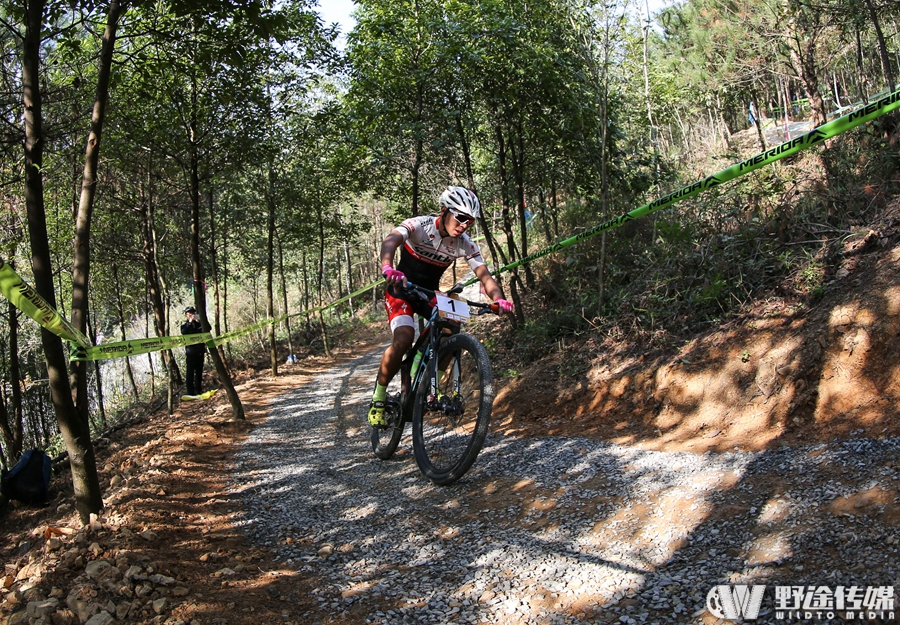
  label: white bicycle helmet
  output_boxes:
[439,186,481,219]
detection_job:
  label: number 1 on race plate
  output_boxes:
[435,294,470,322]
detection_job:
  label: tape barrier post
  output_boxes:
[0,259,91,348]
[466,86,900,285]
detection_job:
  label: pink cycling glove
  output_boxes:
[382,264,406,285]
[495,299,514,314]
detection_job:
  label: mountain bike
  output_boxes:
[370,282,499,485]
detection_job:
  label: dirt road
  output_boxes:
[229,346,900,625]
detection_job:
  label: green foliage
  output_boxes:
[2,0,899,463]
[503,116,900,371]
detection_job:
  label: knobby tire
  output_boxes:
[412,333,493,485]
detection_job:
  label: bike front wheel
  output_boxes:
[412,333,493,485]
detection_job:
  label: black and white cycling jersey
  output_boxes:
[394,215,485,290]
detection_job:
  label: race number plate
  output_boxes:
[435,294,470,322]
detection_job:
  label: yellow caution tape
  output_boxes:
[0,259,90,348]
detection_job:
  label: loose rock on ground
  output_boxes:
[230,347,900,625]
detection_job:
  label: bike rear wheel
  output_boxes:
[412,333,493,485]
[371,396,404,459]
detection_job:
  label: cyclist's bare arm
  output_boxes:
[473,264,504,302]
[380,231,404,269]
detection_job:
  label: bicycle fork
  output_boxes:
[426,350,464,417]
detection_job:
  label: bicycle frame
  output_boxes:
[373,281,498,483]
[395,284,491,419]
[400,304,449,413]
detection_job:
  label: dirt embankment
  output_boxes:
[3,204,900,625]
[494,223,900,455]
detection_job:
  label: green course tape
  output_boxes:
[79,276,387,359]
[330,277,385,306]
[283,277,386,320]
[209,316,281,348]
[466,86,900,285]
[5,88,899,361]
[0,259,91,348]
[77,332,213,362]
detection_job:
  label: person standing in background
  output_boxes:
[181,306,206,397]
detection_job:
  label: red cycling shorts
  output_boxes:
[384,288,434,332]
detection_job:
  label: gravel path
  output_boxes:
[231,347,900,625]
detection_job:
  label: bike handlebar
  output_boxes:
[394,281,502,316]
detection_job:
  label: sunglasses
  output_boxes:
[448,209,475,226]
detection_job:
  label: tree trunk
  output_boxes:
[598,19,611,310]
[266,166,278,376]
[188,72,243,420]
[642,0,656,142]
[862,0,895,91]
[206,188,232,370]
[510,120,534,289]
[537,187,553,246]
[334,249,343,318]
[302,249,312,333]
[221,206,231,359]
[410,80,425,217]
[140,153,181,384]
[715,92,732,149]
[787,14,828,127]
[0,394,14,470]
[85,300,106,429]
[70,0,124,436]
[206,188,223,337]
[832,72,842,108]
[344,240,354,317]
[551,178,559,239]
[316,213,332,358]
[454,108,508,272]
[855,26,868,102]
[494,121,525,324]
[22,0,102,523]
[750,100,767,151]
[276,229,295,360]
[2,299,25,460]
[144,293,155,396]
[112,264,139,400]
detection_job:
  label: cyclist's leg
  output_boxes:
[370,293,416,427]
[377,325,414,386]
[370,325,415,454]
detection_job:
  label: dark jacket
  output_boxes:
[181,319,207,355]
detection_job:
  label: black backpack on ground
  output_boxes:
[1,449,52,505]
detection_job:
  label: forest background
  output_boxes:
[0,0,898,523]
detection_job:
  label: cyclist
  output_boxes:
[369,186,514,427]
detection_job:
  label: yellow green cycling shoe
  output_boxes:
[368,400,387,428]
